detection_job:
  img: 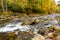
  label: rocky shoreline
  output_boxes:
[0,26,60,40]
[0,14,60,40]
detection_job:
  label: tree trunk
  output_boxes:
[1,0,5,12]
[4,0,8,12]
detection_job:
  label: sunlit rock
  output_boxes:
[32,34,45,40]
[48,26,60,32]
[54,27,60,31]
[38,28,45,35]
[47,33,54,38]
[21,20,34,25]
[21,18,41,25]
[56,36,60,40]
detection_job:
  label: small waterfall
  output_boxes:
[0,22,30,32]
[0,14,60,34]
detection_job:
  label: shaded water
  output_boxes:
[0,14,60,34]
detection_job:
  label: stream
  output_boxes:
[0,14,60,34]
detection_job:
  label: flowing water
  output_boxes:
[0,14,60,34]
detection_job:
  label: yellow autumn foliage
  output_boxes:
[1,0,58,14]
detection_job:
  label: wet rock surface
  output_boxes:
[0,14,60,40]
[17,31,34,40]
[0,31,34,40]
[0,32,17,40]
[0,27,60,40]
[32,34,45,40]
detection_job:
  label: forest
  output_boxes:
[0,0,58,17]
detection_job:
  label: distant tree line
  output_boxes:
[0,0,58,14]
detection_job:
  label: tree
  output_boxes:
[6,0,28,12]
[4,0,8,12]
[33,0,42,13]
[5,0,58,14]
[40,0,58,14]
[33,0,58,14]
[1,0,5,12]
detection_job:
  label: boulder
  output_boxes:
[56,36,60,40]
[17,31,34,40]
[21,18,41,25]
[21,20,34,25]
[38,28,45,35]
[47,33,54,38]
[32,34,45,40]
[0,32,17,40]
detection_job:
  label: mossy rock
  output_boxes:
[56,36,60,40]
[54,27,60,31]
[34,18,41,24]
[48,26,55,32]
[0,32,17,40]
[48,26,60,32]
[18,31,34,40]
[32,34,45,40]
[21,20,34,25]
[21,18,41,25]
[7,32,16,37]
[55,16,60,25]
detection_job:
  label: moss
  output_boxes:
[0,32,17,40]
[48,26,55,32]
[48,26,60,32]
[55,27,60,31]
[18,31,34,40]
[7,32,16,37]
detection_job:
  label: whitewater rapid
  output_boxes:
[0,14,60,33]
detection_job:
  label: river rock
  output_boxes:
[48,26,60,32]
[46,38,53,40]
[47,33,54,38]
[38,28,45,35]
[0,32,17,40]
[32,34,45,40]
[56,36,60,40]
[21,18,41,25]
[21,20,35,25]
[48,26,55,32]
[38,27,49,35]
[55,16,60,21]
[55,16,60,25]
[54,27,60,31]
[17,31,34,40]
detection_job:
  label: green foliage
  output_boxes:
[40,0,58,14]
[57,4,60,13]
[33,0,41,13]
[0,0,58,14]
[6,0,28,12]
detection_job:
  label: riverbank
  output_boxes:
[0,12,57,19]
